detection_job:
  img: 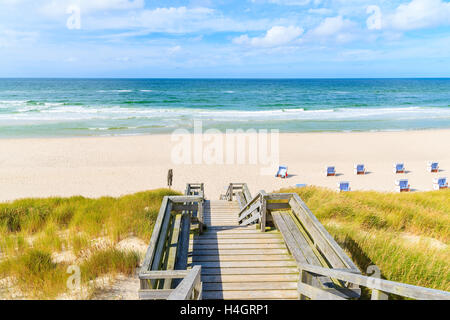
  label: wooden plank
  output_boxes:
[290,194,359,271]
[260,194,267,232]
[301,264,450,300]
[169,195,203,203]
[297,282,346,300]
[140,196,169,280]
[203,290,299,300]
[194,233,282,239]
[191,238,283,244]
[163,214,182,289]
[238,201,261,222]
[201,267,299,275]
[150,202,173,273]
[203,282,298,291]
[281,213,322,266]
[194,261,298,268]
[192,243,287,250]
[202,274,299,283]
[193,249,289,255]
[174,213,190,271]
[267,203,291,210]
[192,254,294,262]
[267,193,292,200]
[139,289,173,300]
[240,212,261,226]
[139,270,189,279]
[271,212,309,265]
[167,266,202,300]
[172,204,197,212]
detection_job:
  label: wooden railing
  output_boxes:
[225,183,450,300]
[138,184,205,300]
[298,264,450,300]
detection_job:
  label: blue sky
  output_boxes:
[0,0,449,78]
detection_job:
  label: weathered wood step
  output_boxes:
[192,249,289,255]
[193,254,293,262]
[191,238,284,244]
[202,274,299,283]
[201,267,298,275]
[195,260,297,268]
[202,290,299,300]
[202,282,298,291]
[193,243,287,249]
[195,233,281,239]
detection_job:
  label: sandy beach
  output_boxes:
[0,129,449,202]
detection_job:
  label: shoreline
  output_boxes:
[0,126,449,141]
[0,129,449,202]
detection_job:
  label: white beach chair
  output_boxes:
[354,164,366,175]
[395,179,410,192]
[433,177,448,190]
[394,163,406,174]
[427,162,439,173]
[337,181,351,192]
[326,166,336,177]
[275,165,288,178]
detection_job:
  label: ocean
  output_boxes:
[0,78,449,137]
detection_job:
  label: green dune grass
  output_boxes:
[0,189,179,299]
[279,187,450,293]
[1,187,448,299]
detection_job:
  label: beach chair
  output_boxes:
[337,181,351,192]
[395,179,410,192]
[427,162,439,173]
[326,166,336,177]
[433,177,448,190]
[394,163,406,174]
[354,164,366,175]
[275,166,288,178]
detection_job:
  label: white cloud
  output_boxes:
[308,8,333,15]
[389,0,450,31]
[310,16,354,37]
[233,25,304,47]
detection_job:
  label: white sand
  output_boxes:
[0,129,449,201]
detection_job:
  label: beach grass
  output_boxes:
[0,189,179,299]
[279,187,450,294]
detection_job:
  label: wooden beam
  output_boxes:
[139,289,173,300]
[301,264,450,300]
[167,266,202,300]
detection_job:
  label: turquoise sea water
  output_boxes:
[0,78,449,137]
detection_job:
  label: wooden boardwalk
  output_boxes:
[190,200,299,300]
[138,183,450,301]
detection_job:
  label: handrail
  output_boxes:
[139,183,205,300]
[299,264,450,300]
[167,266,202,300]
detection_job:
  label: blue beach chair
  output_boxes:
[433,177,448,190]
[275,166,288,178]
[395,179,410,192]
[427,162,439,173]
[354,164,366,175]
[326,166,336,177]
[394,163,406,174]
[338,182,351,192]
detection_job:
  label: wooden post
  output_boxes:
[260,195,267,232]
[229,183,233,201]
[299,269,312,300]
[198,200,204,234]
